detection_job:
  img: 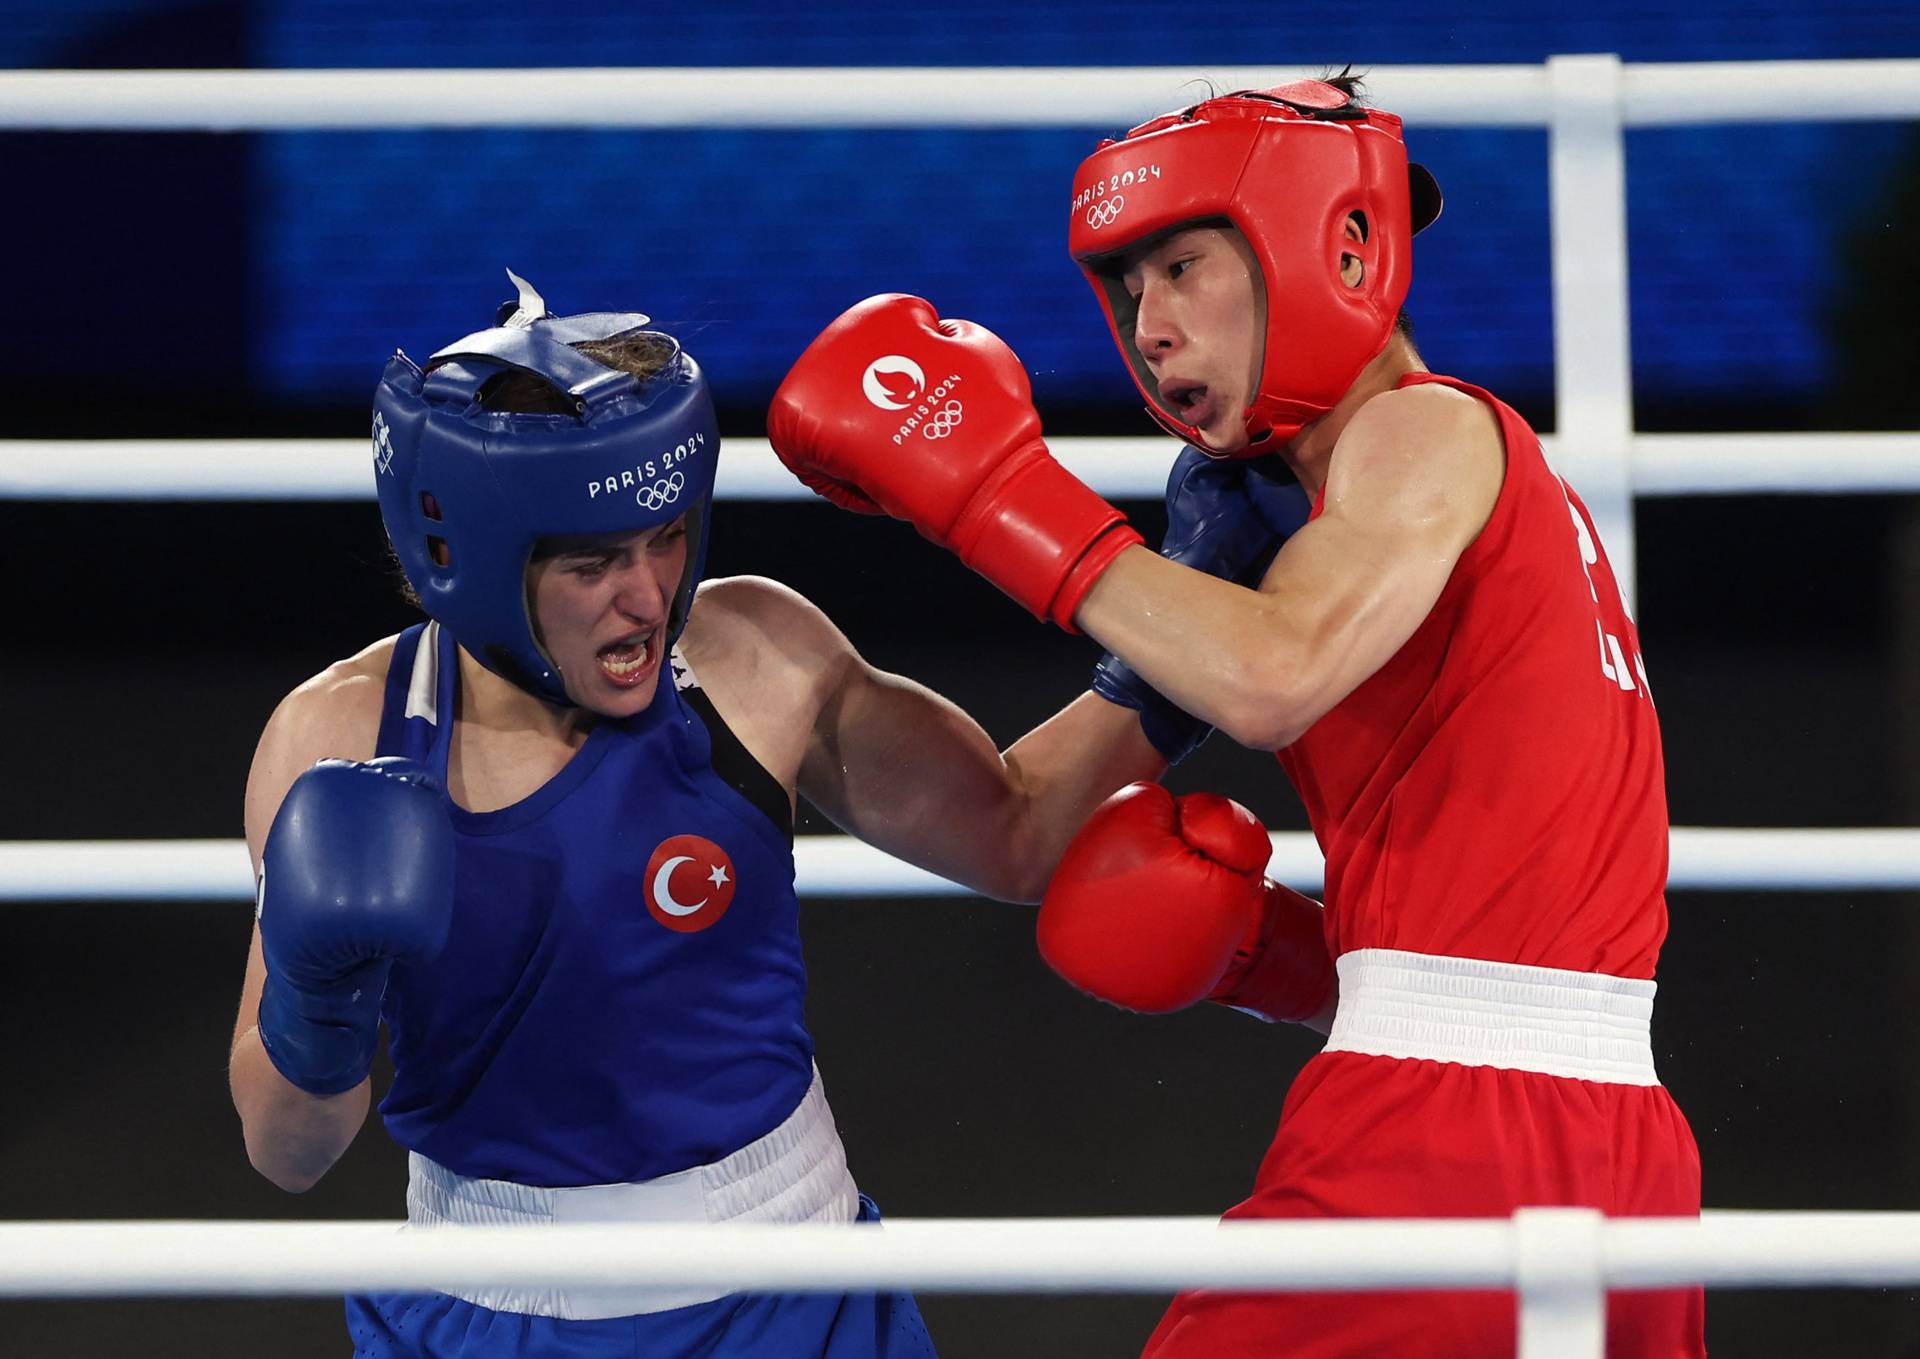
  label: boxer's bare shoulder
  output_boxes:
[246,636,398,854]
[1337,383,1502,487]
[271,635,396,753]
[680,576,858,793]
[684,576,854,698]
[1324,382,1506,547]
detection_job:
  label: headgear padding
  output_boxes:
[1069,80,1442,454]
[373,275,720,704]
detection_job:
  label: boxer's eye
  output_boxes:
[565,554,615,578]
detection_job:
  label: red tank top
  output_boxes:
[1276,373,1668,978]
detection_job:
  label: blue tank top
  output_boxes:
[373,621,813,1187]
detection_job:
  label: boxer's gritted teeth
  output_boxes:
[597,630,657,680]
[598,629,651,655]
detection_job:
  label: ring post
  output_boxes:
[1514,1206,1608,1358]
[1548,52,1637,612]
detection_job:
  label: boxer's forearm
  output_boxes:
[229,1029,369,1192]
[1075,546,1310,749]
[1078,515,1455,752]
[228,929,370,1192]
[801,669,1160,903]
[994,692,1169,898]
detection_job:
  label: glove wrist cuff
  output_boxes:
[1210,882,1337,1026]
[950,443,1137,627]
[256,966,389,1097]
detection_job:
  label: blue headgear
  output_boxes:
[373,274,720,705]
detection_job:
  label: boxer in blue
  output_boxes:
[227,275,1306,1358]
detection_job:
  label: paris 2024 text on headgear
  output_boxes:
[372,272,722,705]
[1069,79,1444,455]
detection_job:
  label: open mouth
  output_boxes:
[1160,379,1213,426]
[596,629,660,687]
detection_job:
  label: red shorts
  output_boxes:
[1144,952,1706,1359]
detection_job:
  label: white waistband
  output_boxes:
[1323,948,1660,1086]
[406,1066,860,1319]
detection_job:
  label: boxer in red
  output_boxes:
[767,72,1703,1357]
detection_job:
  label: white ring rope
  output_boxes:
[6,828,1920,901]
[2,61,1918,131]
[7,433,1920,501]
[7,1210,1917,1359]
[0,1210,1914,1299]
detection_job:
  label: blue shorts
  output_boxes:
[345,1196,936,1359]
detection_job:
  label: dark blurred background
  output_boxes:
[3,2,1920,1356]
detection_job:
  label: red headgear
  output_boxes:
[1068,80,1442,455]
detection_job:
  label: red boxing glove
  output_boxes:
[1038,783,1272,1013]
[1212,882,1337,1027]
[1037,783,1335,1025]
[769,294,1142,630]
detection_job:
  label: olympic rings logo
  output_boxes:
[636,470,685,511]
[921,401,965,439]
[1084,196,1126,230]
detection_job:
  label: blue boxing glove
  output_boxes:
[1093,448,1311,763]
[256,757,454,1096]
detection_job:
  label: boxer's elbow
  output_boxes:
[230,1038,364,1193]
[245,1134,327,1194]
[240,1109,360,1194]
[1215,702,1309,753]
[998,859,1060,908]
[1209,647,1318,753]
[971,827,1060,905]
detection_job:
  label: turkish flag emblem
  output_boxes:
[643,834,738,933]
